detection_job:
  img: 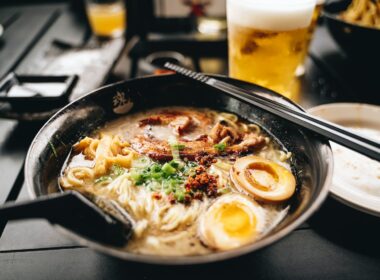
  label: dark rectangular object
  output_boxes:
[0,73,78,111]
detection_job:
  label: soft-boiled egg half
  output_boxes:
[198,193,265,250]
[230,156,296,203]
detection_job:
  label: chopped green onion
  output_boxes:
[150,163,162,173]
[217,187,230,194]
[174,190,185,202]
[48,141,58,158]
[128,159,201,203]
[151,171,163,179]
[187,161,198,168]
[171,144,185,150]
[168,136,183,161]
[130,171,143,185]
[162,162,176,175]
[94,164,124,185]
[214,143,227,152]
[110,164,124,177]
[95,176,111,184]
[169,160,180,169]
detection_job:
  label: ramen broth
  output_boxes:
[60,107,295,256]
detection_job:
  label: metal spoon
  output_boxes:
[0,190,134,246]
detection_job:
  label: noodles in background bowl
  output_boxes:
[340,0,380,28]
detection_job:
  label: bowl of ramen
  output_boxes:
[323,0,380,60]
[24,74,333,264]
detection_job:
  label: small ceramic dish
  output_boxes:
[0,73,78,111]
[309,103,380,217]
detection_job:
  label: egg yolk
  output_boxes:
[218,204,256,239]
[245,162,279,191]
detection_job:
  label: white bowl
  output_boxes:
[309,103,380,217]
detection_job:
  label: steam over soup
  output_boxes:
[60,107,296,256]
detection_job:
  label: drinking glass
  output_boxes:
[296,0,325,76]
[86,0,126,38]
[227,0,316,100]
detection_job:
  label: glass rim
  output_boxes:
[227,0,317,8]
[85,0,125,4]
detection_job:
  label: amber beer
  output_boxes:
[297,0,325,76]
[227,0,316,99]
[310,0,325,34]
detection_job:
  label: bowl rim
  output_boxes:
[24,74,333,265]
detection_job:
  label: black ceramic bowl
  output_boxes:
[323,0,380,61]
[24,74,333,264]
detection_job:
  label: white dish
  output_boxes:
[308,103,380,217]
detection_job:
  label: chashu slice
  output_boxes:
[131,133,265,161]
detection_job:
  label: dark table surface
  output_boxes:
[0,3,379,280]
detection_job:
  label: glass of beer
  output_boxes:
[296,0,325,76]
[86,0,126,38]
[227,0,316,99]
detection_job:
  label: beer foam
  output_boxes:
[227,0,316,31]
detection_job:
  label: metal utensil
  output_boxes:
[164,62,380,162]
[0,190,133,246]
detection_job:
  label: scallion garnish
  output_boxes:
[110,164,124,177]
[129,160,199,203]
[95,176,111,184]
[171,144,185,150]
[162,162,176,175]
[214,142,227,152]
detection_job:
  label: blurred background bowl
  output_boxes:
[323,0,380,62]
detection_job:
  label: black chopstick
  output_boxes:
[165,62,379,149]
[213,80,380,149]
[164,63,380,162]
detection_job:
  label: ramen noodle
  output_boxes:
[60,107,296,256]
[340,0,380,29]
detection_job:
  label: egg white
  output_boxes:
[198,193,266,250]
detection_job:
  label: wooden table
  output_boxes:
[0,4,379,280]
